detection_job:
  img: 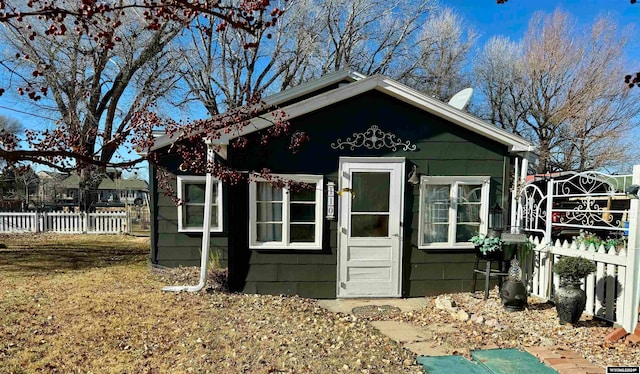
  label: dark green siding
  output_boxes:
[225,90,511,298]
[152,89,514,298]
[226,181,338,299]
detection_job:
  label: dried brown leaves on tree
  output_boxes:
[0,0,288,209]
[474,10,640,173]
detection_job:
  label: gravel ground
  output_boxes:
[158,266,640,370]
[360,290,639,369]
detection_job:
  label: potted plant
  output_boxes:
[470,233,505,261]
[552,256,597,325]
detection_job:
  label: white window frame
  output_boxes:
[249,174,324,250]
[418,176,490,249]
[177,175,223,233]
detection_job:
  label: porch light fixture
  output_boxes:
[489,203,504,231]
[625,184,640,199]
[407,165,419,185]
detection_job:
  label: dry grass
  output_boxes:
[0,234,420,373]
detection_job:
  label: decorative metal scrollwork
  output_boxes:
[330,125,417,151]
[554,171,622,196]
[521,183,548,235]
[559,198,621,228]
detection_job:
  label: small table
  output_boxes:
[472,257,509,300]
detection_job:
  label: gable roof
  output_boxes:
[148,72,535,155]
[147,69,366,154]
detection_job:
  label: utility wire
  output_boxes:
[0,105,58,121]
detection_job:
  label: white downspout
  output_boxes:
[511,157,519,234]
[517,154,529,234]
[163,141,215,292]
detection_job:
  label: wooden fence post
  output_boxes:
[82,212,87,234]
[622,164,640,333]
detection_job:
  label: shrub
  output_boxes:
[553,256,596,284]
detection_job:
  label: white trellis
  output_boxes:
[0,211,130,234]
[517,165,640,333]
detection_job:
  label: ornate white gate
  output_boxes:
[517,168,640,333]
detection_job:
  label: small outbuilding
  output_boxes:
[147,70,535,298]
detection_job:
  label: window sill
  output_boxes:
[418,244,475,250]
[250,243,322,250]
[178,227,223,233]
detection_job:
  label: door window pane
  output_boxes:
[351,214,389,237]
[351,172,390,212]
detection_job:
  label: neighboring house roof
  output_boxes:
[98,178,149,190]
[37,171,64,180]
[148,71,535,155]
[56,173,148,191]
[59,174,79,188]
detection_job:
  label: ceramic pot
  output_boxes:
[474,244,516,262]
[474,245,502,261]
[500,280,528,312]
[554,281,587,325]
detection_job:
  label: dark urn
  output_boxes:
[554,281,587,325]
[500,280,528,312]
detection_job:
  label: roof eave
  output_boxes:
[146,69,367,154]
[145,73,534,156]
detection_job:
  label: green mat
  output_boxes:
[416,355,489,373]
[470,348,558,374]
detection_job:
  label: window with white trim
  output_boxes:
[177,176,223,232]
[418,176,490,248]
[249,175,323,249]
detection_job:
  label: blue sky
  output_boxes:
[444,0,640,59]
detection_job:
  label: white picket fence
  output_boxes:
[523,236,632,327]
[0,211,130,234]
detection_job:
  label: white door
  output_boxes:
[337,158,404,298]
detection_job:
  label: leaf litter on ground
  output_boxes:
[0,234,421,373]
[1,233,637,373]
